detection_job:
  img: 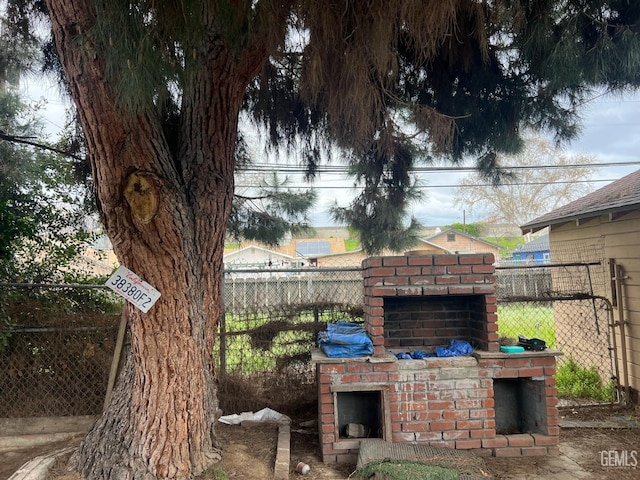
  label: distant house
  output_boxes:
[423,228,501,260]
[307,249,368,268]
[309,247,401,268]
[509,234,550,265]
[309,236,458,268]
[309,230,500,267]
[405,238,455,256]
[223,245,299,277]
[521,168,640,404]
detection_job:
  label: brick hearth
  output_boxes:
[314,254,561,464]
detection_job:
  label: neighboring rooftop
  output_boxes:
[521,169,640,234]
[295,240,332,256]
[516,234,550,253]
[425,228,502,249]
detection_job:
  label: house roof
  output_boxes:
[306,248,365,259]
[413,239,455,254]
[425,228,502,249]
[295,240,332,257]
[224,245,296,261]
[521,168,640,234]
[514,234,549,254]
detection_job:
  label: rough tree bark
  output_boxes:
[44,1,271,478]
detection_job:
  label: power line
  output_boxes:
[235,177,617,190]
[236,160,640,175]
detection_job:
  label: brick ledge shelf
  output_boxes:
[313,348,562,464]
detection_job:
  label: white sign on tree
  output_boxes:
[106,265,161,313]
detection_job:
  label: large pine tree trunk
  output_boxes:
[44,1,269,478]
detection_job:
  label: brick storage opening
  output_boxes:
[336,390,384,439]
[314,254,562,464]
[494,378,548,435]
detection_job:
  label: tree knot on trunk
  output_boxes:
[124,172,159,224]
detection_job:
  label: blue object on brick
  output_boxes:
[436,339,473,357]
[395,352,412,359]
[318,322,374,358]
[411,350,434,359]
[500,345,525,353]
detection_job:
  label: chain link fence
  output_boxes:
[216,268,364,414]
[1,252,620,419]
[495,254,618,406]
[0,285,122,417]
[218,268,362,373]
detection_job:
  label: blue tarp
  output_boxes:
[436,339,473,357]
[393,340,473,360]
[318,322,374,358]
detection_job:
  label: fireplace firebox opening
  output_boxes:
[337,390,382,439]
[383,295,490,351]
[494,378,548,435]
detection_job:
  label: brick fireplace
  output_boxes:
[314,254,561,464]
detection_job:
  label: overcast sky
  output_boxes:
[21,78,640,228]
[299,92,640,227]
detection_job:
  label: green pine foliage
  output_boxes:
[227,172,317,245]
[0,54,91,281]
[8,1,640,253]
[446,222,481,237]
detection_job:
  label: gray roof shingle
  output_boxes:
[521,168,640,233]
[515,234,550,253]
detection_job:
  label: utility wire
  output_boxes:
[235,178,617,190]
[236,160,640,174]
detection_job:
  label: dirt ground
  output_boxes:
[2,405,639,480]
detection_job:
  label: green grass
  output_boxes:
[556,357,616,401]
[198,465,228,479]
[498,305,616,401]
[215,309,357,374]
[497,303,556,348]
[352,460,458,480]
[344,239,360,251]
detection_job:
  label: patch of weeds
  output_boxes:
[556,357,616,401]
[211,468,228,480]
[352,459,458,480]
[196,465,228,480]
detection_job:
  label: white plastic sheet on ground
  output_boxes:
[218,407,291,425]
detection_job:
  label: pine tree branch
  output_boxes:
[234,193,272,201]
[0,130,84,161]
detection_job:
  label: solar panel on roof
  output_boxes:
[296,240,331,256]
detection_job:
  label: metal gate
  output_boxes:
[496,262,619,406]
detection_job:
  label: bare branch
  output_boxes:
[0,130,84,162]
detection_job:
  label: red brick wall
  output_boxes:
[362,254,499,355]
[315,350,560,464]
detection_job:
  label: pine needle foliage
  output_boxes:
[247,0,640,250]
[6,0,640,253]
[227,172,317,245]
